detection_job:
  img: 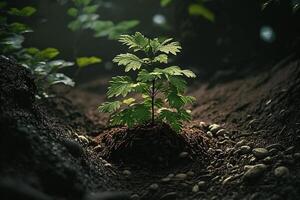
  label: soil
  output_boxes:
[0,53,300,200]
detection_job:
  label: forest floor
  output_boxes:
[0,54,300,200]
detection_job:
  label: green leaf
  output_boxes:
[118,32,149,52]
[181,69,196,78]
[113,53,143,72]
[76,56,102,68]
[35,48,59,60]
[0,34,24,49]
[68,20,82,31]
[67,8,78,17]
[167,91,185,109]
[106,20,140,40]
[181,95,196,104]
[107,76,136,98]
[155,66,196,78]
[25,47,39,55]
[188,4,215,22]
[9,6,37,17]
[169,76,187,93]
[47,73,75,87]
[9,22,32,34]
[123,98,136,105]
[98,101,121,113]
[158,109,183,132]
[154,54,168,63]
[159,38,181,55]
[160,0,172,7]
[83,5,99,14]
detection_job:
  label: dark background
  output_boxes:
[6,0,300,83]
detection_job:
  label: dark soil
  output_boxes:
[1,54,300,200]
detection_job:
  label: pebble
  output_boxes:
[269,148,279,156]
[207,131,213,138]
[216,129,227,136]
[192,185,199,193]
[239,145,252,154]
[104,163,112,168]
[198,181,206,187]
[77,135,89,144]
[167,174,174,178]
[199,121,208,129]
[262,156,273,164]
[161,177,171,183]
[123,170,131,176]
[159,192,177,200]
[294,153,300,159]
[274,166,289,178]
[209,124,221,133]
[285,146,295,154]
[175,173,187,180]
[222,176,234,185]
[243,164,267,181]
[187,171,195,176]
[266,143,284,150]
[179,152,189,158]
[149,183,159,190]
[130,194,139,200]
[235,139,247,147]
[252,148,269,159]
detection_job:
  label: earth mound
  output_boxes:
[96,123,210,167]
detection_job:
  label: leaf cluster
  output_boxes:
[99,32,196,132]
[0,2,75,96]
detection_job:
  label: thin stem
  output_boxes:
[151,78,155,125]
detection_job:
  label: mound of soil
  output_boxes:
[96,123,210,167]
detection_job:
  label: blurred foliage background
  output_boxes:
[1,0,300,87]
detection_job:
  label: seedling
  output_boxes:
[99,32,196,132]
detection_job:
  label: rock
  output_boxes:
[266,143,284,150]
[252,148,269,159]
[235,139,247,147]
[187,171,195,176]
[149,183,159,190]
[239,145,251,154]
[199,121,208,129]
[274,166,289,178]
[85,192,130,200]
[123,170,131,176]
[104,163,112,168]
[179,152,189,158]
[61,139,84,158]
[262,156,273,164]
[285,146,295,154]
[161,177,171,183]
[197,181,206,187]
[192,185,199,193]
[130,194,139,200]
[207,131,213,138]
[294,153,300,159]
[209,124,221,133]
[77,135,89,144]
[0,178,51,200]
[269,148,279,156]
[243,164,267,181]
[175,173,187,180]
[216,129,227,136]
[222,176,234,185]
[159,192,177,200]
[249,157,257,164]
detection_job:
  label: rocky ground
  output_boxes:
[0,54,300,200]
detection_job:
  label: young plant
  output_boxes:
[99,32,196,133]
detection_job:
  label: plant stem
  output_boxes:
[151,79,155,125]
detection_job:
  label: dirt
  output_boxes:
[0,53,300,200]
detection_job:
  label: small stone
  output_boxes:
[179,152,189,158]
[167,174,174,178]
[235,139,247,147]
[216,129,227,136]
[239,146,251,154]
[149,183,159,190]
[243,164,267,181]
[197,181,206,187]
[77,135,89,144]
[207,131,213,138]
[104,163,112,167]
[209,124,221,133]
[175,173,187,180]
[192,185,199,193]
[187,171,195,176]
[249,157,257,164]
[160,192,177,200]
[269,148,279,156]
[222,176,233,185]
[252,148,269,159]
[274,166,289,178]
[294,153,300,159]
[161,177,171,183]
[123,170,131,176]
[262,156,273,164]
[266,143,284,150]
[199,121,208,129]
[131,194,139,200]
[285,146,295,154]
